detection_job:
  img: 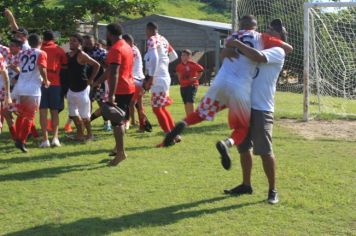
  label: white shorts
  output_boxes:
[67,86,91,119]
[197,74,252,129]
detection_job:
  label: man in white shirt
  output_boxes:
[144,22,178,146]
[223,19,291,204]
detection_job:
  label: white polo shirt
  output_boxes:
[251,47,286,112]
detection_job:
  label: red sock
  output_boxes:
[184,111,205,126]
[30,123,39,138]
[15,116,24,141]
[153,107,170,133]
[19,118,33,144]
[9,125,17,140]
[161,106,175,131]
[231,127,249,146]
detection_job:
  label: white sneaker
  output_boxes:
[39,140,51,148]
[51,138,61,147]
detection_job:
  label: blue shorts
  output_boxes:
[40,85,63,110]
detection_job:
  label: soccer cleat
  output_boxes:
[224,184,253,195]
[268,189,279,204]
[163,121,186,147]
[15,140,28,153]
[39,140,51,148]
[51,138,61,147]
[174,135,182,143]
[216,140,232,170]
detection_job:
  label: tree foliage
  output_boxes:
[0,0,157,43]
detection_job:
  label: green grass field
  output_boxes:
[0,86,355,235]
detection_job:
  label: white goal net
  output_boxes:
[235,0,356,119]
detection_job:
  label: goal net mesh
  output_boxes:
[236,0,356,118]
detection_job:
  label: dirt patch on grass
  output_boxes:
[277,119,356,141]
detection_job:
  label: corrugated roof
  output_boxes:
[156,14,232,31]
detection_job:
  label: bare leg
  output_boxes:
[240,150,253,186]
[129,101,135,125]
[50,109,59,140]
[109,124,126,166]
[82,118,92,139]
[71,116,84,139]
[184,102,194,116]
[39,109,48,141]
[261,154,276,190]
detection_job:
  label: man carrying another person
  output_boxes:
[222,19,291,204]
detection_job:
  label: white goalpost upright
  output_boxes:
[303,1,356,121]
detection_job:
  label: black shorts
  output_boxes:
[238,109,274,156]
[180,85,198,104]
[115,93,134,122]
[40,85,64,110]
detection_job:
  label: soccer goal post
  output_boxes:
[303,1,356,121]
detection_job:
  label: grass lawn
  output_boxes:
[0,86,355,235]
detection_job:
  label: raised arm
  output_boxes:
[4,9,19,31]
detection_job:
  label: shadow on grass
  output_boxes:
[5,197,264,235]
[0,163,106,182]
[0,149,110,165]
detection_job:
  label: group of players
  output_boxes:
[0,9,292,203]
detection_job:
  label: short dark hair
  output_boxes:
[146,22,158,31]
[239,15,257,29]
[122,34,134,44]
[43,30,55,41]
[70,33,83,45]
[10,38,23,48]
[28,34,41,47]
[82,35,93,41]
[107,23,123,36]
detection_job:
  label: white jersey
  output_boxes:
[144,34,174,91]
[22,40,31,50]
[12,48,47,96]
[132,45,145,80]
[217,30,263,83]
[251,47,285,112]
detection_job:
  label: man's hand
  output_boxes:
[43,79,51,88]
[87,78,94,86]
[220,48,239,62]
[4,96,12,107]
[4,9,12,18]
[108,95,116,106]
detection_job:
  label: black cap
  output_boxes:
[270,19,283,33]
[12,27,29,36]
[270,18,288,41]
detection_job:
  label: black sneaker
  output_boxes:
[224,184,253,195]
[15,140,28,153]
[216,140,232,170]
[163,121,186,147]
[268,189,279,204]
